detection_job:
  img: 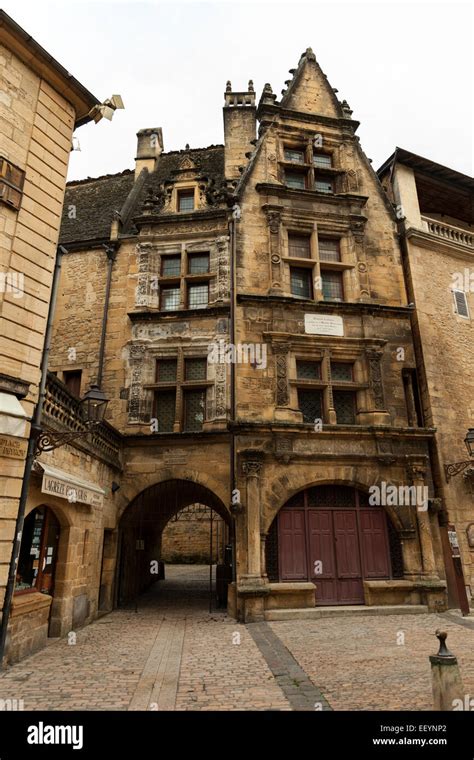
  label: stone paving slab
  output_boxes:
[1,567,473,712]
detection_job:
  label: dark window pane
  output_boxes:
[313,153,332,168]
[296,361,321,380]
[285,171,306,189]
[321,270,343,301]
[288,234,311,259]
[315,179,333,193]
[284,148,305,164]
[154,390,176,432]
[161,286,180,311]
[290,267,312,299]
[333,390,356,424]
[188,283,208,309]
[298,389,323,423]
[156,359,177,382]
[331,362,353,382]
[318,238,341,262]
[178,190,194,211]
[161,255,181,277]
[184,389,205,431]
[188,253,209,274]
[63,370,82,397]
[185,358,207,380]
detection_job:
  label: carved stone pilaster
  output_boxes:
[128,344,147,423]
[263,205,283,292]
[135,244,150,307]
[242,459,263,477]
[215,236,230,303]
[366,348,385,409]
[215,363,227,418]
[273,343,290,406]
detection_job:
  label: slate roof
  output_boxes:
[59,145,225,246]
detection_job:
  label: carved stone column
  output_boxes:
[410,465,438,578]
[242,455,263,579]
[359,347,391,425]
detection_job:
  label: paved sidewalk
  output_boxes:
[0,566,473,711]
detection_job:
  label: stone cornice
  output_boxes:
[256,103,360,133]
[237,293,413,318]
[255,182,369,209]
[128,305,230,322]
[405,227,474,262]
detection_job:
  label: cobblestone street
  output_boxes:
[1,566,473,712]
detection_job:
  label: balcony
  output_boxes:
[421,216,473,248]
[43,372,122,469]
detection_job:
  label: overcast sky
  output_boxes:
[5,0,473,181]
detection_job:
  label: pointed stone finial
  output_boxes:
[305,47,316,62]
[248,79,254,92]
[185,143,190,150]
[226,81,232,92]
[259,83,277,107]
[289,68,296,75]
[341,99,353,117]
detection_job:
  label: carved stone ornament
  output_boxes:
[366,348,385,410]
[265,209,281,235]
[273,343,290,407]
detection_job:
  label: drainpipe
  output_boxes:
[0,246,66,668]
[96,244,117,388]
[229,212,237,583]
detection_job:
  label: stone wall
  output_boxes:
[161,505,226,563]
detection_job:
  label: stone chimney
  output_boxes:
[223,81,256,180]
[135,128,163,179]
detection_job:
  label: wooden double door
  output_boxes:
[278,488,391,605]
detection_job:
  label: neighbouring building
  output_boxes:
[7,47,471,663]
[379,148,473,609]
[0,10,104,663]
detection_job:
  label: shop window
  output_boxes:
[16,507,60,595]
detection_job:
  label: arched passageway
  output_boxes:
[117,480,231,610]
[266,485,403,605]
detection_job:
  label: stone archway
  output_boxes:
[116,479,231,608]
[265,484,403,605]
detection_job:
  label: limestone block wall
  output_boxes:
[408,237,474,592]
[0,44,76,611]
[161,506,226,563]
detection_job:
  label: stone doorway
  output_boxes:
[116,480,232,611]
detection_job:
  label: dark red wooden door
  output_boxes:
[333,510,364,603]
[279,509,307,580]
[359,509,391,578]
[308,509,337,604]
[277,489,391,605]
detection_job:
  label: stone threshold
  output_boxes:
[265,604,429,621]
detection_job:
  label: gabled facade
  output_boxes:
[7,47,459,662]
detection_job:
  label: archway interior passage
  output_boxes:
[117,479,231,608]
[266,485,403,605]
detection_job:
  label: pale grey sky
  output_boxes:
[5,0,473,181]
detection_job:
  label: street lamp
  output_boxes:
[445,428,474,482]
[35,384,109,453]
[80,384,108,424]
[464,428,474,458]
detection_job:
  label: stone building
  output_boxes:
[0,11,103,662]
[379,148,473,610]
[6,47,464,662]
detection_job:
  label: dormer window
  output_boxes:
[178,189,195,212]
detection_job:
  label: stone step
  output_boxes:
[265,604,429,621]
